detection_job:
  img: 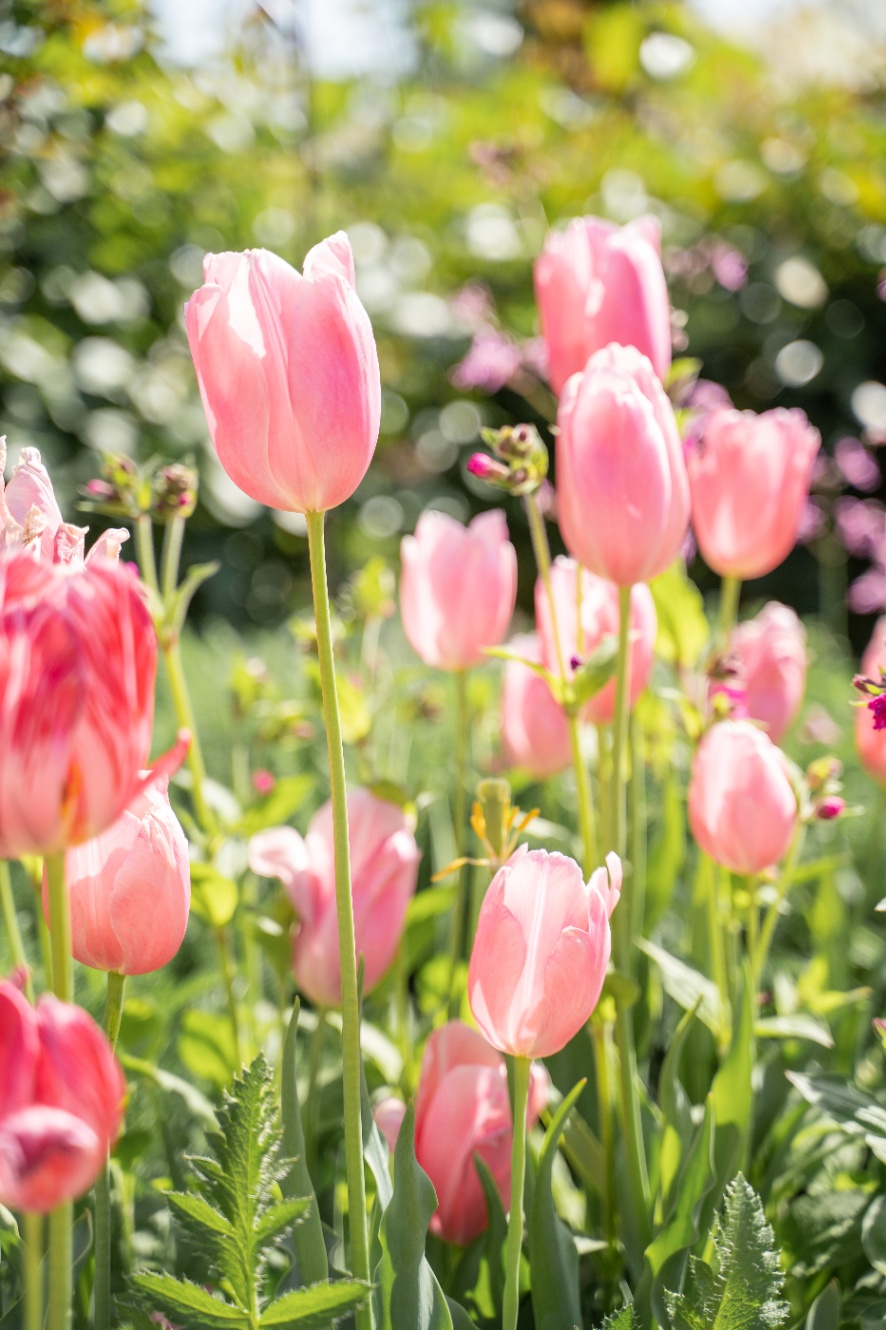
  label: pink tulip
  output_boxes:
[501,633,572,779]
[0,551,160,858]
[185,235,380,515]
[535,556,657,725]
[0,440,129,564]
[856,618,886,784]
[42,776,190,976]
[556,344,690,586]
[731,603,806,744]
[534,215,672,395]
[399,510,517,670]
[688,719,798,875]
[468,847,621,1059]
[249,789,421,1007]
[0,979,125,1212]
[686,407,821,579]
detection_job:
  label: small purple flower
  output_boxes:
[450,329,522,394]
[815,796,845,820]
[835,436,880,493]
[869,694,886,731]
[709,241,748,292]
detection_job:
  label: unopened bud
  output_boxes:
[467,453,510,483]
[815,796,845,821]
[252,769,276,796]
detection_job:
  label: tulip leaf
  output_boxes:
[786,1071,886,1143]
[755,1015,833,1048]
[637,939,723,1035]
[657,998,704,1208]
[281,1000,329,1285]
[705,963,755,1234]
[571,635,619,707]
[650,563,709,670]
[189,862,239,929]
[474,1153,508,1318]
[528,1078,586,1330]
[804,1281,841,1330]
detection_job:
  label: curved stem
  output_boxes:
[305,511,371,1328]
[1,860,32,1001]
[502,1056,531,1330]
[718,575,742,642]
[44,852,72,1330]
[757,828,805,986]
[447,669,470,1018]
[23,1212,42,1330]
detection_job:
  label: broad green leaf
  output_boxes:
[235,775,315,837]
[474,1154,508,1319]
[804,1282,840,1330]
[638,940,722,1035]
[257,1283,370,1327]
[189,863,239,929]
[281,1000,328,1285]
[572,636,619,707]
[787,1072,886,1142]
[528,1078,586,1330]
[755,1015,833,1049]
[705,964,754,1227]
[561,1109,606,1201]
[178,1009,239,1088]
[862,1195,886,1276]
[645,769,686,933]
[132,1275,249,1329]
[658,999,702,1206]
[650,563,709,669]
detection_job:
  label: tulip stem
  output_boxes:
[305,510,371,1329]
[447,668,470,1018]
[745,875,759,980]
[703,855,730,1046]
[503,1055,531,1330]
[23,1212,42,1330]
[44,852,73,1330]
[757,828,805,986]
[719,575,741,641]
[215,926,244,1069]
[592,1023,616,1254]
[0,860,33,1001]
[95,974,126,1330]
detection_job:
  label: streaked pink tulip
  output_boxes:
[534,215,671,395]
[731,603,806,744]
[501,633,572,779]
[0,439,129,564]
[468,847,621,1059]
[535,556,657,725]
[686,407,821,579]
[0,551,159,858]
[42,776,190,976]
[185,235,380,515]
[688,719,798,874]
[249,789,420,1007]
[399,510,517,670]
[856,618,886,784]
[556,344,690,586]
[0,979,125,1212]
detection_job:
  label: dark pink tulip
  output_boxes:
[501,633,572,779]
[688,720,798,875]
[399,510,517,670]
[185,235,380,515]
[0,980,125,1213]
[856,618,886,785]
[687,407,820,580]
[534,215,671,395]
[556,344,690,586]
[249,789,420,1008]
[731,603,806,744]
[0,441,129,565]
[468,847,621,1059]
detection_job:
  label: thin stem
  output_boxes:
[305,510,371,1327]
[718,575,741,642]
[215,927,244,1068]
[160,513,186,605]
[104,971,126,1051]
[95,973,126,1330]
[23,1212,42,1330]
[502,1056,531,1330]
[44,852,72,1330]
[745,875,759,982]
[757,828,806,986]
[703,854,730,1047]
[629,716,646,957]
[134,515,159,596]
[0,860,33,1001]
[592,1024,616,1253]
[164,641,214,834]
[447,668,470,1018]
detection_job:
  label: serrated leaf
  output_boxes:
[132,1274,249,1329]
[281,1000,328,1285]
[528,1078,585,1330]
[714,1175,788,1328]
[258,1282,370,1326]
[254,1199,311,1246]
[167,1191,234,1238]
[596,1308,638,1330]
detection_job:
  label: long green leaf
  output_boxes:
[528,1078,586,1330]
[804,1281,840,1330]
[131,1275,249,1329]
[281,1000,329,1284]
[258,1283,370,1327]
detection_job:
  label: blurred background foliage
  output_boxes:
[1,0,886,643]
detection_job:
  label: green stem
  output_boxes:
[503,1056,531,1330]
[23,1212,42,1330]
[215,927,244,1068]
[160,513,186,605]
[718,575,741,642]
[757,828,805,986]
[134,515,159,597]
[629,717,646,956]
[703,855,730,1047]
[305,511,371,1327]
[447,668,470,1018]
[44,852,72,1330]
[592,1024,616,1253]
[104,971,126,1051]
[305,1007,327,1170]
[745,875,759,983]
[0,861,33,1001]
[282,1001,329,1285]
[95,974,125,1330]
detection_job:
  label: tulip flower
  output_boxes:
[534,215,672,395]
[556,343,690,586]
[399,510,517,670]
[249,789,420,1007]
[856,618,886,784]
[686,406,821,580]
[1,440,129,564]
[688,719,798,875]
[0,980,125,1213]
[43,776,191,976]
[501,633,572,779]
[185,234,380,515]
[468,846,621,1060]
[731,603,806,744]
[535,557,657,725]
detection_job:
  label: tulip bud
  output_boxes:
[815,796,845,821]
[730,603,807,744]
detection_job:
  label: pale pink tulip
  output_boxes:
[501,633,572,779]
[687,407,820,579]
[534,215,671,395]
[185,235,380,515]
[688,720,798,874]
[731,603,806,744]
[0,979,125,1212]
[42,776,190,976]
[468,847,621,1059]
[373,1096,407,1154]
[535,557,657,725]
[556,344,690,586]
[0,439,129,564]
[856,618,886,784]
[249,789,420,1007]
[399,510,517,670]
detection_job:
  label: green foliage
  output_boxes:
[528,1080,586,1330]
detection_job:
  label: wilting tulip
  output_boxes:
[399,510,517,670]
[556,344,690,586]
[0,980,125,1212]
[686,407,821,580]
[185,234,380,515]
[249,789,420,1007]
[731,603,806,744]
[43,776,190,976]
[468,847,621,1059]
[534,215,671,395]
[688,720,798,874]
[535,557,657,725]
[856,618,886,784]
[0,440,128,564]
[0,552,159,859]
[501,634,572,779]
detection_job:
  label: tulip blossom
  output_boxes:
[468,847,621,1059]
[534,215,672,395]
[0,439,129,564]
[556,344,690,586]
[686,407,821,580]
[501,634,572,779]
[399,510,517,670]
[856,618,886,785]
[185,234,380,515]
[0,980,125,1213]
[688,720,798,875]
[535,557,657,725]
[731,603,807,744]
[249,789,420,1007]
[43,776,191,976]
